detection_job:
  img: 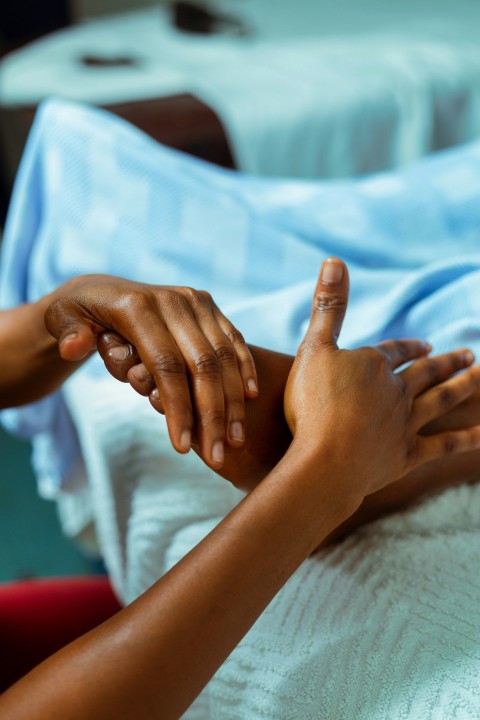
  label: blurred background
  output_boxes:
[2,0,480,580]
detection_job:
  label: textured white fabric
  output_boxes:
[3,2,480,177]
[64,370,480,720]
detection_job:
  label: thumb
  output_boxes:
[304,258,349,350]
[45,300,97,361]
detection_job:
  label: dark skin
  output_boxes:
[96,337,480,547]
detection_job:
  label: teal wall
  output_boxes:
[0,426,101,582]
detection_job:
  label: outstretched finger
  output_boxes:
[376,339,431,371]
[411,363,480,429]
[400,349,475,396]
[414,425,480,468]
[303,258,349,350]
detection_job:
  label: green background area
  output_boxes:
[0,426,100,582]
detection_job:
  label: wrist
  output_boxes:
[242,439,363,556]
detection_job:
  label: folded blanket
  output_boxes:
[2,99,480,718]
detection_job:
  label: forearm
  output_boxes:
[0,279,90,409]
[0,443,358,720]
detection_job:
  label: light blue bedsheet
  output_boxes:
[2,98,480,495]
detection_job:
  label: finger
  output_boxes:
[149,387,165,415]
[163,308,227,468]
[413,425,480,468]
[376,339,431,371]
[116,310,194,454]
[303,258,349,350]
[196,309,248,448]
[97,331,141,383]
[400,349,475,396]
[411,363,480,429]
[127,363,156,396]
[45,300,97,361]
[213,306,258,398]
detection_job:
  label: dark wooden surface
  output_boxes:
[0,93,235,225]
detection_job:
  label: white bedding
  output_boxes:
[63,371,480,720]
[3,1,480,178]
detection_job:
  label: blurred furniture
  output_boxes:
[0,0,70,56]
[0,94,234,190]
[3,1,480,204]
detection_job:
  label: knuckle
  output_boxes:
[197,408,225,429]
[442,432,458,455]
[197,289,213,305]
[114,289,149,313]
[173,286,201,311]
[313,291,346,313]
[395,341,411,362]
[213,343,237,366]
[365,346,388,370]
[436,385,456,410]
[194,352,221,378]
[150,353,185,377]
[425,359,441,383]
[226,327,246,346]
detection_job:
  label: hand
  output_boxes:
[284,258,480,504]
[44,275,258,468]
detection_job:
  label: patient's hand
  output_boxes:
[44,275,258,469]
[284,258,480,500]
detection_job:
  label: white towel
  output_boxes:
[64,370,480,720]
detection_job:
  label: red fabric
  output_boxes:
[0,575,122,692]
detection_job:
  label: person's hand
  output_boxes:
[44,275,258,468]
[284,258,480,504]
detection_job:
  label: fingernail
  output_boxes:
[321,258,343,284]
[151,387,160,400]
[423,341,432,353]
[464,350,475,364]
[212,441,224,466]
[230,421,244,443]
[107,345,130,361]
[180,430,191,452]
[247,378,258,393]
[130,364,150,382]
[61,331,78,344]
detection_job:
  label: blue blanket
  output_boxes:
[2,98,480,494]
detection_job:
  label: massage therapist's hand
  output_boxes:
[44,275,258,468]
[284,258,480,506]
